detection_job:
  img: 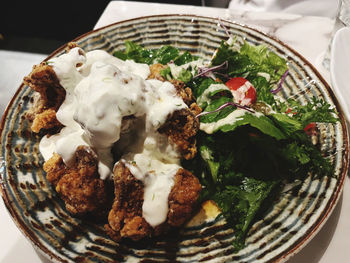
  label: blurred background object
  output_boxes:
[1,1,111,53]
[0,0,230,54]
[228,0,339,18]
[0,0,339,54]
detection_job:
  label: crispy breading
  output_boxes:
[105,162,201,241]
[23,62,65,132]
[189,102,202,116]
[65,42,79,51]
[158,108,199,160]
[30,108,62,133]
[23,42,80,133]
[43,153,66,187]
[167,168,202,226]
[105,161,151,241]
[169,80,194,106]
[148,63,167,81]
[148,64,201,159]
[43,146,110,217]
[148,64,202,116]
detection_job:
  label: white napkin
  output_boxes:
[229,0,339,18]
[330,27,350,122]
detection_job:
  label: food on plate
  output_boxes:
[43,146,112,217]
[105,162,201,241]
[24,42,201,239]
[24,33,338,250]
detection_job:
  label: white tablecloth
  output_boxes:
[0,1,349,262]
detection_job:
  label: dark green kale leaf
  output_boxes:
[190,78,218,98]
[173,51,198,65]
[280,131,334,177]
[197,96,233,122]
[114,41,197,66]
[249,76,276,105]
[216,113,287,140]
[213,178,279,251]
[154,45,179,65]
[185,129,284,250]
[114,41,156,64]
[184,124,334,251]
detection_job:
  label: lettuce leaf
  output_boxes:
[219,113,286,140]
[211,40,288,105]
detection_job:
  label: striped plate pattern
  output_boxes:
[0,15,348,263]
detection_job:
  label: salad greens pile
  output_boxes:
[114,39,338,250]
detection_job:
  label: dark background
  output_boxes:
[0,0,221,54]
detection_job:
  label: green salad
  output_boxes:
[114,37,338,250]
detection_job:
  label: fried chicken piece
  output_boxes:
[65,42,79,51]
[43,146,110,217]
[105,162,201,241]
[148,63,167,81]
[158,108,199,160]
[149,66,201,159]
[23,62,65,132]
[43,153,67,187]
[169,79,193,105]
[30,108,62,133]
[170,80,202,116]
[23,42,80,133]
[148,63,202,116]
[167,169,202,226]
[189,102,202,116]
[149,69,201,159]
[105,161,151,241]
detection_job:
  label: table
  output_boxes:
[0,1,349,262]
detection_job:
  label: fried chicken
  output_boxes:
[23,42,80,133]
[24,62,65,133]
[26,44,203,240]
[105,162,201,241]
[148,64,201,159]
[43,146,111,218]
[148,63,167,81]
[158,108,199,160]
[148,63,202,116]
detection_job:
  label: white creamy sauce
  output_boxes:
[40,47,188,227]
[121,132,180,227]
[200,109,263,134]
[118,124,181,227]
[168,59,206,79]
[257,72,271,82]
[197,83,230,108]
[145,79,186,129]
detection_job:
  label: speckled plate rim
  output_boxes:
[0,14,349,263]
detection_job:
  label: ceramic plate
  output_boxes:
[331,27,350,122]
[0,15,348,263]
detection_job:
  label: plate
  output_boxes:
[0,15,348,263]
[331,26,350,123]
